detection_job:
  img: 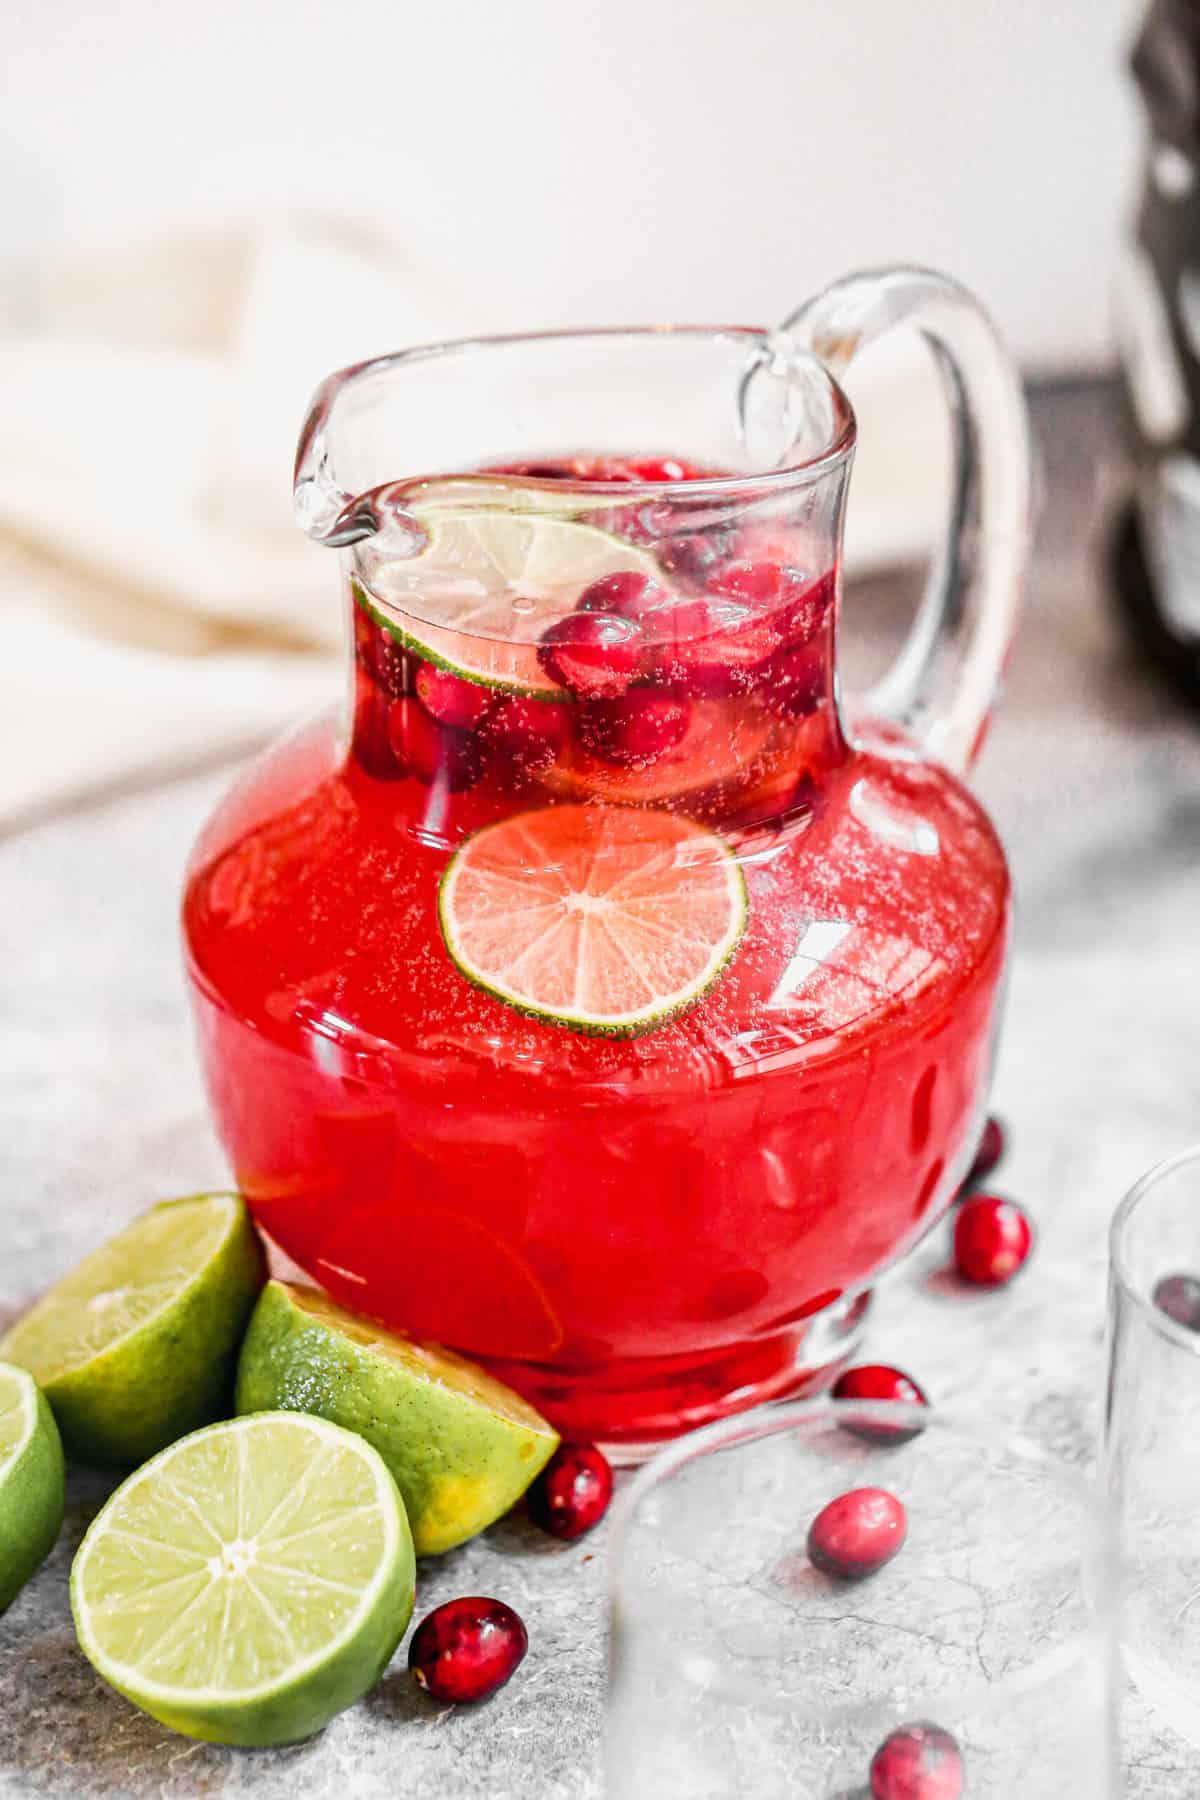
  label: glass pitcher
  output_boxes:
[183,267,1029,1454]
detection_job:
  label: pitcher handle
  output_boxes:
[779,267,1032,774]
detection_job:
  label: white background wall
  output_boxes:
[7,0,1145,373]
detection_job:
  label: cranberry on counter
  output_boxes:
[870,1722,964,1800]
[528,1443,614,1541]
[832,1365,929,1445]
[953,1195,1033,1287]
[408,1597,528,1704]
[807,1487,907,1580]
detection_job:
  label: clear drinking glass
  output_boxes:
[1107,1143,1200,1745]
[607,1399,1119,1798]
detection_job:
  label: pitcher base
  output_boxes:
[485,1290,874,1467]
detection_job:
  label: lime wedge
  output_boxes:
[1,1195,266,1467]
[71,1412,415,1746]
[438,803,748,1037]
[0,1362,65,1611]
[236,1281,559,1555]
[358,506,667,698]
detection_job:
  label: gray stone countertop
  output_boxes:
[3,381,1200,1797]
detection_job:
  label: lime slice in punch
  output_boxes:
[439,803,748,1038]
[355,506,668,699]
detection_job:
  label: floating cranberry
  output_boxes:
[484,694,570,772]
[760,639,826,718]
[807,1487,907,1580]
[654,596,779,695]
[870,1723,963,1800]
[832,1365,929,1444]
[964,1115,1006,1188]
[624,456,693,482]
[354,605,415,699]
[415,663,494,731]
[657,527,739,584]
[537,611,642,698]
[576,570,673,627]
[578,688,692,766]
[528,1443,614,1540]
[777,568,836,644]
[408,1596,528,1704]
[953,1194,1033,1287]
[387,698,483,790]
[1154,1272,1200,1332]
[708,559,791,609]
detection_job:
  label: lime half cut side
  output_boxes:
[0,1362,65,1611]
[438,803,749,1038]
[0,1195,266,1467]
[358,506,668,699]
[71,1412,415,1747]
[236,1280,559,1555]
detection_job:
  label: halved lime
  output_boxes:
[236,1281,559,1555]
[357,506,667,698]
[1,1195,266,1467]
[438,803,748,1037]
[0,1362,65,1611]
[71,1412,415,1746]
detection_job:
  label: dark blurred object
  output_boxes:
[1113,0,1200,710]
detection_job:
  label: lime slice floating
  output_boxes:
[236,1281,559,1555]
[1,1195,266,1467]
[0,1362,65,1611]
[71,1412,415,1747]
[358,507,668,699]
[438,803,748,1037]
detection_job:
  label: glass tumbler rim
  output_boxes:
[608,1396,1110,1722]
[1110,1140,1200,1361]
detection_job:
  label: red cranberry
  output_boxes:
[577,688,692,766]
[528,1443,614,1540]
[953,1194,1033,1287]
[354,604,416,699]
[623,456,693,481]
[832,1365,929,1444]
[1154,1272,1200,1331]
[964,1115,1006,1188]
[708,561,831,646]
[408,1597,528,1704]
[576,569,673,627]
[483,694,570,772]
[387,698,483,790]
[870,1723,964,1800]
[777,568,836,644]
[807,1487,907,1580]
[656,527,739,584]
[654,596,779,695]
[708,559,792,609]
[415,663,494,731]
[537,611,642,698]
[760,639,826,718]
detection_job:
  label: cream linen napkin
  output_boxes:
[0,220,475,829]
[0,224,946,831]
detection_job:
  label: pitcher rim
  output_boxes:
[294,323,858,542]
